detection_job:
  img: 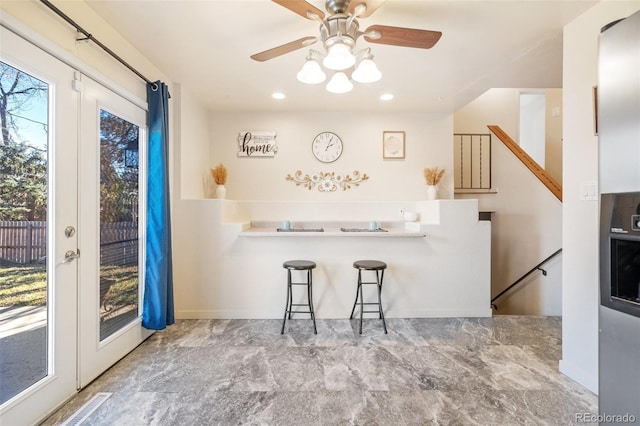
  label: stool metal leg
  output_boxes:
[288,270,294,320]
[308,269,317,334]
[377,269,387,334]
[349,280,361,319]
[281,270,292,334]
[359,270,364,334]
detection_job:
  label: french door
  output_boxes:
[0,26,79,425]
[78,76,151,387]
[0,26,149,424]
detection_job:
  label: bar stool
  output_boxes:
[349,260,388,334]
[281,260,317,334]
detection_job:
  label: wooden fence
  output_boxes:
[0,221,47,264]
[0,221,138,264]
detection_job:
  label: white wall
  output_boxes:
[561,0,640,394]
[174,84,211,199]
[519,92,546,167]
[170,109,463,320]
[454,88,520,138]
[454,89,563,316]
[206,112,454,201]
[545,90,563,184]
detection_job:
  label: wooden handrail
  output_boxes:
[487,125,562,202]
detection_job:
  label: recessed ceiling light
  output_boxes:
[272,92,286,100]
[380,93,394,101]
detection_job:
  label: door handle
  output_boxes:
[60,249,80,264]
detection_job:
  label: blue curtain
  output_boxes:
[142,81,174,330]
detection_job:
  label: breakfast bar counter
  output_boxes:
[172,199,491,320]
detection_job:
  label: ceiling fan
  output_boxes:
[250,0,442,62]
[250,0,442,93]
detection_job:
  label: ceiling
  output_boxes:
[84,0,597,113]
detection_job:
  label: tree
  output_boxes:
[0,143,47,220]
[100,110,139,223]
[0,62,48,220]
[0,61,47,146]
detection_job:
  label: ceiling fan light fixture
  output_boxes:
[352,57,381,83]
[323,41,356,71]
[297,57,327,84]
[326,71,353,94]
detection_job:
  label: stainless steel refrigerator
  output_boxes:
[598,9,640,424]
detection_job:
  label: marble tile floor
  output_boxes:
[42,316,597,425]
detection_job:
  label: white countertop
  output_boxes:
[237,221,426,237]
[239,227,426,237]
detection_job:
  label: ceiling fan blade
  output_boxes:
[250,37,317,62]
[272,0,325,20]
[349,0,385,18]
[364,25,442,49]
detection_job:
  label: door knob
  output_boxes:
[64,226,76,238]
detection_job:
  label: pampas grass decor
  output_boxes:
[210,163,227,185]
[423,167,445,186]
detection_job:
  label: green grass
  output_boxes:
[100,265,138,308]
[0,263,138,309]
[0,264,47,307]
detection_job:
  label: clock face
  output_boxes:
[312,132,343,163]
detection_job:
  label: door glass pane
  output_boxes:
[99,109,139,340]
[0,61,49,403]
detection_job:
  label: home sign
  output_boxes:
[238,131,278,157]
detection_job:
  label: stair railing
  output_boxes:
[491,248,563,310]
[453,133,492,191]
[487,125,562,201]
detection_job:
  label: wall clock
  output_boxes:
[312,132,343,163]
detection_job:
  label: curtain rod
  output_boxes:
[40,0,157,89]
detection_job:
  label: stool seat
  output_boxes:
[353,260,387,270]
[283,260,316,270]
[282,259,317,334]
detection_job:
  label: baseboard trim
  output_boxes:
[559,359,598,394]
[174,308,493,320]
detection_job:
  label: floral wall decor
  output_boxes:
[286,170,369,192]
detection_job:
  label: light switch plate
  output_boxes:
[580,181,598,200]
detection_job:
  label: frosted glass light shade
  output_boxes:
[323,43,356,71]
[352,58,381,83]
[326,72,353,94]
[296,59,326,84]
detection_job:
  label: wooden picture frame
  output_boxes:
[383,131,405,159]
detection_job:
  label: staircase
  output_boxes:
[454,125,564,315]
